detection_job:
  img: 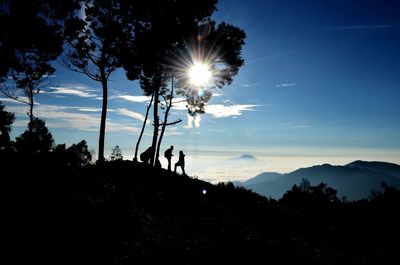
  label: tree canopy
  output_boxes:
[0,101,15,150]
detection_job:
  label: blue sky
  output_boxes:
[2,0,400,181]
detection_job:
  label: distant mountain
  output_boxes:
[347,160,400,178]
[243,172,282,185]
[229,154,257,161]
[239,161,400,201]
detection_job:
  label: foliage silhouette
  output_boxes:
[0,101,15,150]
[53,140,92,167]
[14,117,54,154]
[175,22,246,115]
[0,0,69,129]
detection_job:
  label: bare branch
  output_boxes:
[0,87,30,105]
[161,119,182,126]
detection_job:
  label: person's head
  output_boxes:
[180,150,183,155]
[171,145,174,150]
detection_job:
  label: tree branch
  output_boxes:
[0,88,30,105]
[160,119,182,126]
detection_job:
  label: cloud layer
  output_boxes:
[48,85,98,98]
[7,104,140,133]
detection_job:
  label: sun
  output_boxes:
[188,61,211,87]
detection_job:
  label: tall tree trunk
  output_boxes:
[28,85,34,133]
[134,93,154,161]
[150,88,159,166]
[156,78,174,162]
[98,69,108,163]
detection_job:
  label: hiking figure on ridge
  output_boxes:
[174,150,186,175]
[164,145,174,171]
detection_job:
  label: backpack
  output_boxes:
[164,149,172,158]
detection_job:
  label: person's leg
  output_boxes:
[182,165,185,175]
[167,159,171,171]
[174,162,177,172]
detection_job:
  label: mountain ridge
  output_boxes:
[239,160,400,200]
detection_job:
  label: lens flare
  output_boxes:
[197,88,204,97]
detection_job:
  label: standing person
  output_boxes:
[164,145,174,171]
[174,150,186,175]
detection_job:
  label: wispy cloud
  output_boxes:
[276,122,312,128]
[205,104,258,118]
[116,108,146,122]
[112,95,151,103]
[7,104,140,133]
[0,96,41,105]
[48,85,98,98]
[325,24,400,30]
[242,82,260,88]
[76,107,102,112]
[294,124,312,128]
[276,82,297,88]
[0,97,25,104]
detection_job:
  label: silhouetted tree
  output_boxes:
[120,0,215,165]
[121,0,245,166]
[133,93,153,161]
[281,179,340,209]
[15,117,54,153]
[0,0,66,130]
[67,140,92,166]
[53,140,92,167]
[0,101,15,150]
[134,73,168,166]
[299,178,311,192]
[155,78,181,163]
[61,0,139,162]
[109,145,123,161]
[175,22,246,115]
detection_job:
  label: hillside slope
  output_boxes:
[5,157,400,265]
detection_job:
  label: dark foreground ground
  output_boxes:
[3,155,400,265]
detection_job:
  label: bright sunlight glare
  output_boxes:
[188,62,211,87]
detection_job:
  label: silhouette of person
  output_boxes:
[164,145,174,171]
[140,146,153,164]
[174,150,186,175]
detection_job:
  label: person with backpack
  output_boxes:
[164,145,174,171]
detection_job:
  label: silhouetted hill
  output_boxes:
[4,154,400,265]
[347,160,400,178]
[241,162,400,200]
